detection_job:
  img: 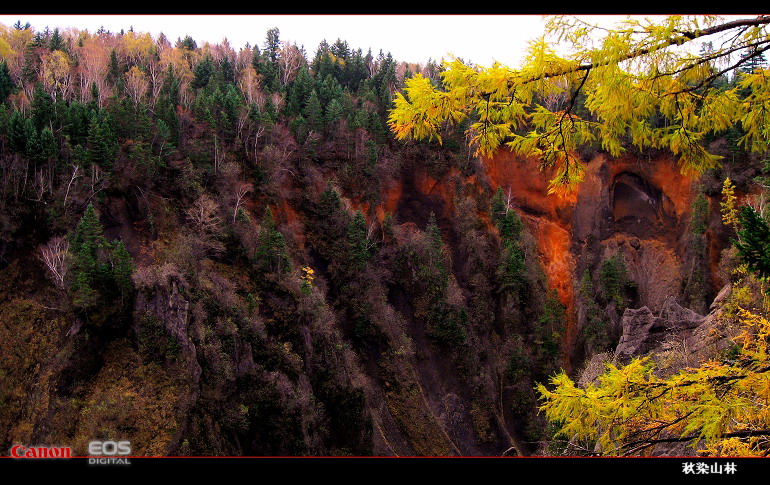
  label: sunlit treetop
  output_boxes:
[388,15,770,195]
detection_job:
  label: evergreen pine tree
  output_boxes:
[49,28,65,51]
[220,56,236,85]
[738,47,769,74]
[600,253,634,307]
[253,30,281,92]
[108,50,124,93]
[347,211,373,269]
[289,114,308,144]
[0,60,14,103]
[372,52,396,111]
[111,240,135,302]
[424,211,448,296]
[254,208,291,274]
[736,206,770,279]
[286,66,314,116]
[178,35,197,51]
[317,184,342,220]
[21,41,39,87]
[313,42,336,81]
[69,204,108,309]
[351,109,368,130]
[490,187,523,242]
[491,187,507,223]
[325,98,344,127]
[192,55,215,90]
[37,127,57,162]
[368,111,387,142]
[222,84,242,135]
[31,83,54,131]
[156,67,180,145]
[90,81,100,107]
[155,118,175,157]
[25,126,41,161]
[86,111,118,168]
[499,240,525,294]
[365,140,378,175]
[537,290,565,362]
[304,90,323,133]
[318,74,343,108]
[347,49,369,91]
[64,100,92,146]
[579,269,611,353]
[264,28,280,63]
[7,111,28,153]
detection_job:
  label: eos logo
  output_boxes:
[88,441,132,465]
[88,440,131,456]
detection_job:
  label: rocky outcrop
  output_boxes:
[581,285,738,383]
[131,262,203,454]
[613,286,740,377]
[575,285,741,455]
[611,286,742,456]
[615,297,705,364]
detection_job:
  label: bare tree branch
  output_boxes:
[38,236,70,289]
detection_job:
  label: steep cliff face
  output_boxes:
[471,150,725,370]
[479,152,577,367]
[314,148,726,454]
[269,147,724,455]
[0,141,732,457]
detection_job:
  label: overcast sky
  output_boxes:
[0,14,645,67]
[0,14,753,68]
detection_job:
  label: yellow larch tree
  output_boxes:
[389,15,770,194]
[389,14,770,456]
[537,305,770,456]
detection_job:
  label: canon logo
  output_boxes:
[10,445,72,458]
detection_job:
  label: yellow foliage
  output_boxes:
[40,50,72,100]
[721,177,739,229]
[388,15,770,194]
[538,305,770,456]
[120,31,155,65]
[301,266,315,289]
[0,37,14,60]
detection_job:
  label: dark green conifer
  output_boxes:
[37,127,58,162]
[0,60,14,103]
[219,56,235,85]
[7,111,29,153]
[69,204,108,309]
[31,83,54,131]
[317,184,342,219]
[325,98,344,127]
[192,55,215,89]
[111,240,135,301]
[108,50,124,93]
[286,66,314,116]
[49,28,65,51]
[254,208,291,274]
[304,90,323,133]
[736,206,770,279]
[86,112,118,168]
[348,211,374,269]
[156,67,181,145]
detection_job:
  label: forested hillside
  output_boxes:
[1,17,769,457]
[0,22,568,456]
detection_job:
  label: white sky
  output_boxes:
[0,14,754,68]
[0,14,636,67]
